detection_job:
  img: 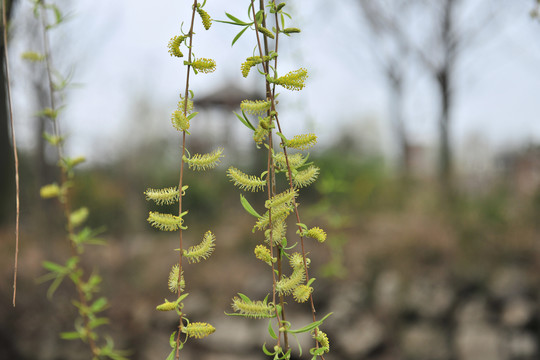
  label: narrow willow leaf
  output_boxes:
[240,194,261,218]
[169,331,177,349]
[286,313,332,334]
[232,26,249,46]
[225,12,251,26]
[234,111,256,130]
[60,331,81,340]
[88,317,109,330]
[262,343,274,356]
[42,261,66,273]
[268,320,278,339]
[237,292,252,304]
[90,297,108,313]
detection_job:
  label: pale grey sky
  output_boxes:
[9,0,540,166]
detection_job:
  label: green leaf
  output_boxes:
[186,112,199,121]
[46,275,65,299]
[268,319,277,339]
[286,313,332,334]
[234,111,256,130]
[175,294,188,305]
[225,12,251,26]
[296,223,308,231]
[240,194,261,218]
[89,317,109,329]
[42,261,65,273]
[60,331,81,340]
[232,26,249,46]
[90,297,108,313]
[310,347,327,356]
[276,132,288,144]
[237,292,252,304]
[262,343,274,356]
[169,331,177,348]
[165,349,176,360]
[254,10,264,25]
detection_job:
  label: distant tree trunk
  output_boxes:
[437,68,452,193]
[388,64,410,177]
[436,0,456,195]
[0,0,16,225]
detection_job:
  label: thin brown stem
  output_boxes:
[270,2,323,356]
[175,2,198,359]
[3,0,20,308]
[251,0,291,351]
[38,1,98,356]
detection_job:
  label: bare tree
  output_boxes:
[356,0,504,193]
[356,0,412,177]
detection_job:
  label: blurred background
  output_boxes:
[2,0,540,359]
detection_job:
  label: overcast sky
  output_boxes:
[9,0,540,166]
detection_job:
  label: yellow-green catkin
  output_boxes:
[40,183,61,198]
[257,26,275,39]
[313,329,330,352]
[274,152,307,170]
[184,231,216,263]
[183,148,224,171]
[172,110,190,131]
[240,53,277,77]
[240,99,272,115]
[178,94,194,113]
[265,188,297,210]
[265,220,287,246]
[168,264,185,294]
[144,186,180,205]
[21,51,45,62]
[190,58,216,73]
[227,167,266,192]
[196,5,212,30]
[156,299,178,311]
[254,244,275,265]
[290,165,320,188]
[183,322,216,339]
[286,133,317,150]
[69,207,89,228]
[231,297,275,319]
[269,68,308,91]
[147,211,186,231]
[306,226,327,243]
[282,27,301,34]
[293,284,313,303]
[168,35,186,58]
